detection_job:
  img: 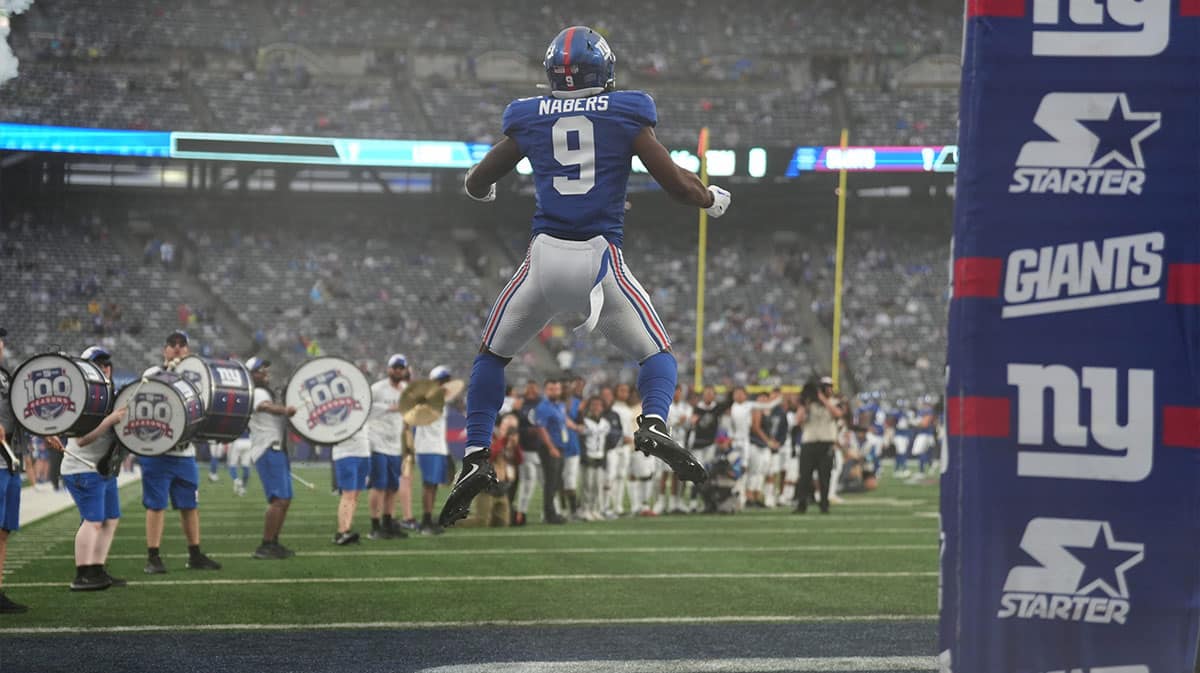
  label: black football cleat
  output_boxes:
[0,592,28,614]
[634,415,708,483]
[438,450,497,527]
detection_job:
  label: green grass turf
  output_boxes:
[0,465,939,630]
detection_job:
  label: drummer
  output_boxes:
[0,327,30,613]
[244,357,298,560]
[141,330,221,574]
[61,346,129,591]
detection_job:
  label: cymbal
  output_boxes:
[403,404,441,427]
[442,379,465,402]
[399,380,443,413]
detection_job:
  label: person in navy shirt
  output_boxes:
[442,26,731,526]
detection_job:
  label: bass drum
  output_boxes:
[175,355,253,442]
[112,371,204,457]
[8,353,113,437]
[284,356,371,445]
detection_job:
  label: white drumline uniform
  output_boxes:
[248,387,283,463]
[580,416,609,519]
[61,433,117,476]
[331,427,371,461]
[608,399,636,515]
[413,408,449,457]
[727,400,754,503]
[367,379,405,457]
[228,432,253,468]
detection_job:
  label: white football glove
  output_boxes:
[705,185,731,218]
[464,165,496,203]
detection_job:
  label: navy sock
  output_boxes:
[466,352,507,451]
[637,351,676,420]
[241,466,250,482]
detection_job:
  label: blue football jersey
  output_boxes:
[502,90,657,246]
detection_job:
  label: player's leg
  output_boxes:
[96,476,123,585]
[441,249,548,526]
[64,473,110,591]
[140,456,170,573]
[598,249,705,483]
[894,434,911,476]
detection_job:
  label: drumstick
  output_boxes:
[0,439,18,471]
[290,471,316,490]
[4,439,100,470]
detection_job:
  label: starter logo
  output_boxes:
[1031,0,1170,57]
[1010,93,1160,196]
[999,518,1144,625]
[1002,232,1163,318]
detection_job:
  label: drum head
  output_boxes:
[9,354,95,436]
[113,374,202,456]
[175,356,250,404]
[285,357,372,444]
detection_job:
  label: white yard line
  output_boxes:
[416,657,939,673]
[30,544,934,562]
[0,613,938,635]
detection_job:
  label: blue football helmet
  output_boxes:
[543,26,616,93]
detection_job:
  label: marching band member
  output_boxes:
[414,365,457,535]
[332,425,371,545]
[141,330,221,574]
[366,354,408,540]
[245,357,298,560]
[0,327,28,613]
[61,346,128,590]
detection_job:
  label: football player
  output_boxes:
[441,27,730,526]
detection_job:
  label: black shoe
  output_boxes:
[144,555,168,575]
[386,521,410,539]
[70,572,112,592]
[186,552,222,570]
[793,506,808,515]
[634,415,707,483]
[419,522,445,536]
[253,544,291,560]
[0,592,28,614]
[101,568,128,587]
[544,514,568,525]
[367,528,395,540]
[333,531,361,545]
[438,450,497,527]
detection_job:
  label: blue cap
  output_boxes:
[81,345,112,365]
[167,330,189,345]
[430,365,451,381]
[245,356,270,372]
[388,354,408,369]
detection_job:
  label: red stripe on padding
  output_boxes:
[953,257,1003,298]
[1163,406,1200,448]
[947,396,1011,437]
[1182,0,1200,16]
[1167,264,1200,304]
[968,0,1026,17]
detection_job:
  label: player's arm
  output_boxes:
[633,127,730,216]
[78,408,127,447]
[465,136,525,201]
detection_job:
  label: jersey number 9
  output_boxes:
[552,116,596,195]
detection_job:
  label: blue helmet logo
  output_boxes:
[124,392,174,442]
[22,368,75,420]
[303,369,363,430]
[544,26,615,93]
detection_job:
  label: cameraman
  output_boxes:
[794,376,844,514]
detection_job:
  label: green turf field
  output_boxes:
[0,465,939,632]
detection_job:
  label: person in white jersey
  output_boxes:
[244,357,298,560]
[367,354,409,540]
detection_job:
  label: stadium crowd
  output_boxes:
[4,0,962,147]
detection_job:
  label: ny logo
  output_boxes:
[1007,364,1153,482]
